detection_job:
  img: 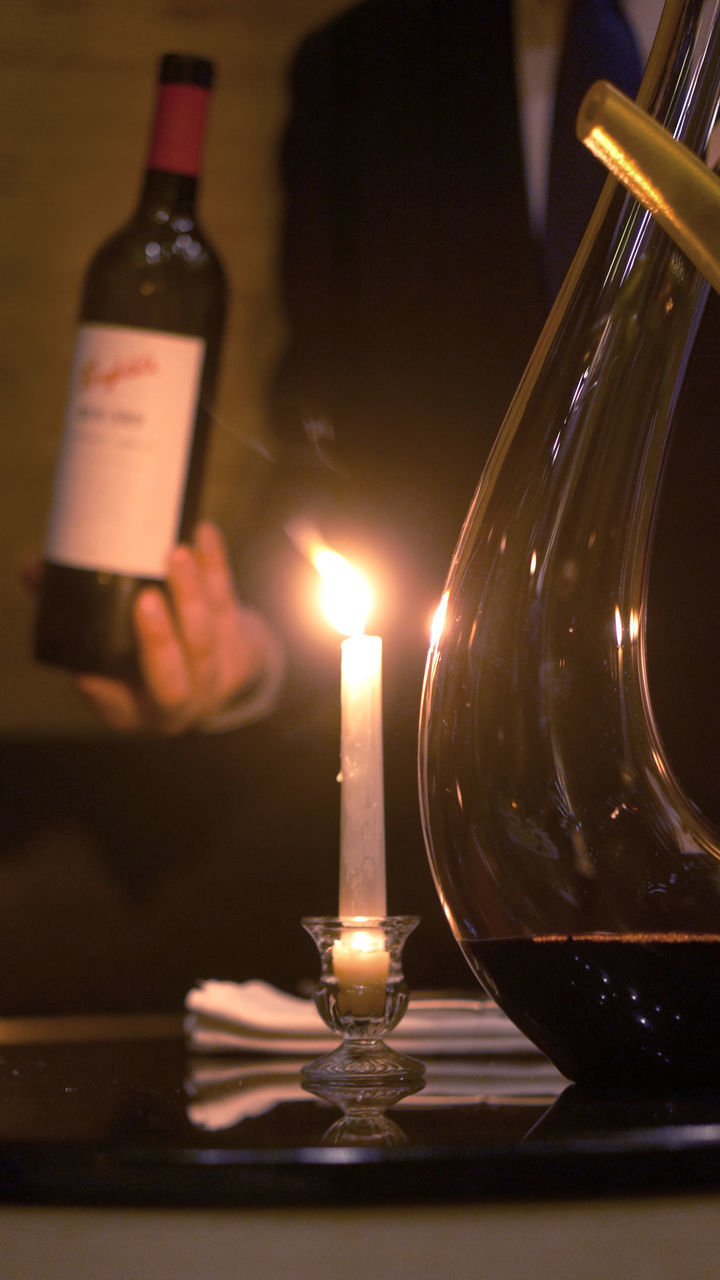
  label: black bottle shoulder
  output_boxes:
[79,210,227,338]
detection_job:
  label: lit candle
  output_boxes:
[333,927,390,983]
[338,631,386,916]
[288,522,387,921]
[285,517,389,1008]
[287,521,390,1012]
[310,543,387,919]
[332,926,390,1015]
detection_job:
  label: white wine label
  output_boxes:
[45,323,206,578]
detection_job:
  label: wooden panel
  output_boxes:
[1,0,346,734]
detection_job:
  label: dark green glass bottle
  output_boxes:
[34,52,227,678]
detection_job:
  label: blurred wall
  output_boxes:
[1,0,347,735]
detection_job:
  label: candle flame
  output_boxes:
[314,547,371,636]
[333,925,391,1000]
[286,518,371,636]
[341,927,386,957]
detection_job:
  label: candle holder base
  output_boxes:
[301,1038,424,1086]
[301,915,425,1086]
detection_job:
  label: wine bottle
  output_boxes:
[34,52,227,678]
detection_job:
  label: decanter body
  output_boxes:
[419,0,720,1089]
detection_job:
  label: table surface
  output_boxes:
[2,1011,720,1210]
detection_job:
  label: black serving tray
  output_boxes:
[0,1018,720,1208]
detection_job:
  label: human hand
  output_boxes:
[24,522,284,735]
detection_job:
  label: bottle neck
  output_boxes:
[137,169,198,218]
[146,81,211,177]
[136,79,211,219]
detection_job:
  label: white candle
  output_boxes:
[333,927,390,986]
[339,632,386,917]
[290,525,388,922]
[333,926,390,1016]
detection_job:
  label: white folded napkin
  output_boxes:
[184,978,540,1057]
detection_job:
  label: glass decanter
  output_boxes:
[419,0,720,1091]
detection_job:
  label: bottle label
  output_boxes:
[45,322,206,578]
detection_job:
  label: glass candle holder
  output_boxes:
[301,915,425,1085]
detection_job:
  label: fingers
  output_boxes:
[74,674,146,733]
[193,521,266,701]
[194,520,236,614]
[74,578,206,736]
[64,522,271,736]
[133,585,198,733]
[166,542,220,697]
[133,522,246,733]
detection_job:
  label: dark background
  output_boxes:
[4,0,719,1014]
